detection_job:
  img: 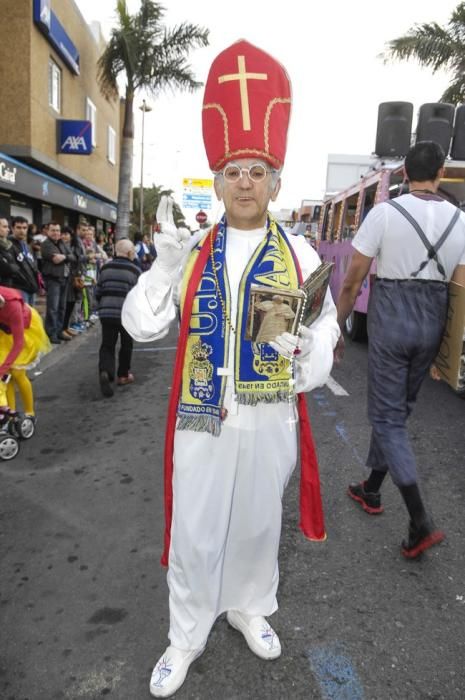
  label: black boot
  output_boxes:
[401,517,445,559]
[398,484,445,558]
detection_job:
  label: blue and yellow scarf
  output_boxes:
[177,214,300,436]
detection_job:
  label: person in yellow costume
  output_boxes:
[0,286,50,415]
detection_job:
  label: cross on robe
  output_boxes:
[218,55,267,131]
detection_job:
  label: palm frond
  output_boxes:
[450,1,465,34]
[161,24,210,57]
[381,3,465,104]
[441,74,465,104]
[382,23,460,73]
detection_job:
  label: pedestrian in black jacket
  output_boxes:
[95,238,140,397]
[0,217,20,287]
[9,216,39,303]
[41,221,76,344]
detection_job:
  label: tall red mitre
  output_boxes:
[202,39,292,171]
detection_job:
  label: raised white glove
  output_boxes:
[268,325,316,359]
[155,223,190,276]
[156,194,174,225]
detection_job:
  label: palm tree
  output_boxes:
[97,0,209,238]
[382,2,465,104]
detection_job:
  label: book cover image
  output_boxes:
[245,287,304,343]
[245,262,334,344]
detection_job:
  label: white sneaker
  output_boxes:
[149,645,204,698]
[226,610,281,660]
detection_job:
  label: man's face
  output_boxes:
[12,221,28,241]
[77,225,88,238]
[0,219,9,239]
[48,224,61,241]
[214,159,281,230]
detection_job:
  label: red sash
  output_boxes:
[161,229,325,566]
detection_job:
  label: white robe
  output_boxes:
[122,226,339,650]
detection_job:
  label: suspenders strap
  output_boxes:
[387,199,460,279]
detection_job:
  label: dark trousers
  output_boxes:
[99,319,133,380]
[44,277,67,340]
[366,279,447,486]
[63,300,75,330]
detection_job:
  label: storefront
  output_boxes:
[0,151,117,232]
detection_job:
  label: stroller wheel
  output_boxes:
[0,433,20,460]
[16,415,36,440]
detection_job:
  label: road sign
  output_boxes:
[182,193,212,209]
[183,178,213,190]
[182,176,213,210]
[195,210,208,224]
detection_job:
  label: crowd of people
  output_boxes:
[0,216,159,342]
[0,215,158,419]
[1,217,110,339]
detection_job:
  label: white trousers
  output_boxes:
[167,402,298,650]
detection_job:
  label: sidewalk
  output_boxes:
[31,291,99,376]
[31,322,99,378]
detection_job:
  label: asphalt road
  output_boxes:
[0,326,464,700]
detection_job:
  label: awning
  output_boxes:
[0,151,117,222]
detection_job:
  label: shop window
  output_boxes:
[107,126,116,165]
[48,59,61,113]
[86,98,97,147]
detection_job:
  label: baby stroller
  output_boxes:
[0,375,36,461]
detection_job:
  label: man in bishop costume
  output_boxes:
[122,39,340,698]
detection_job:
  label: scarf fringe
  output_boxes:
[177,414,222,437]
[236,390,290,406]
[177,392,290,437]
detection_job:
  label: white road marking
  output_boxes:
[325,375,349,396]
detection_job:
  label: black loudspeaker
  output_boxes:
[375,102,413,157]
[451,104,465,160]
[416,103,455,155]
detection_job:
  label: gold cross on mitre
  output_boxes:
[218,55,267,131]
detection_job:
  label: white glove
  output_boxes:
[155,223,190,276]
[268,325,316,359]
[156,194,174,225]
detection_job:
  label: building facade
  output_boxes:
[0,0,119,231]
[325,154,379,198]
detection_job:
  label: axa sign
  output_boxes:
[58,120,92,155]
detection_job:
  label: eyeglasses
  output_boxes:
[221,163,273,183]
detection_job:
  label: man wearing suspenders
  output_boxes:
[337,140,465,559]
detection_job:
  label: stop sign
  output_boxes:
[195,210,208,224]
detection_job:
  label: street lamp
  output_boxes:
[139,99,152,235]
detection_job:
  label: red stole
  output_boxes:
[161,228,325,567]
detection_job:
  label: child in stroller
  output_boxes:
[0,287,50,460]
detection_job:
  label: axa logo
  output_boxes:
[61,136,88,152]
